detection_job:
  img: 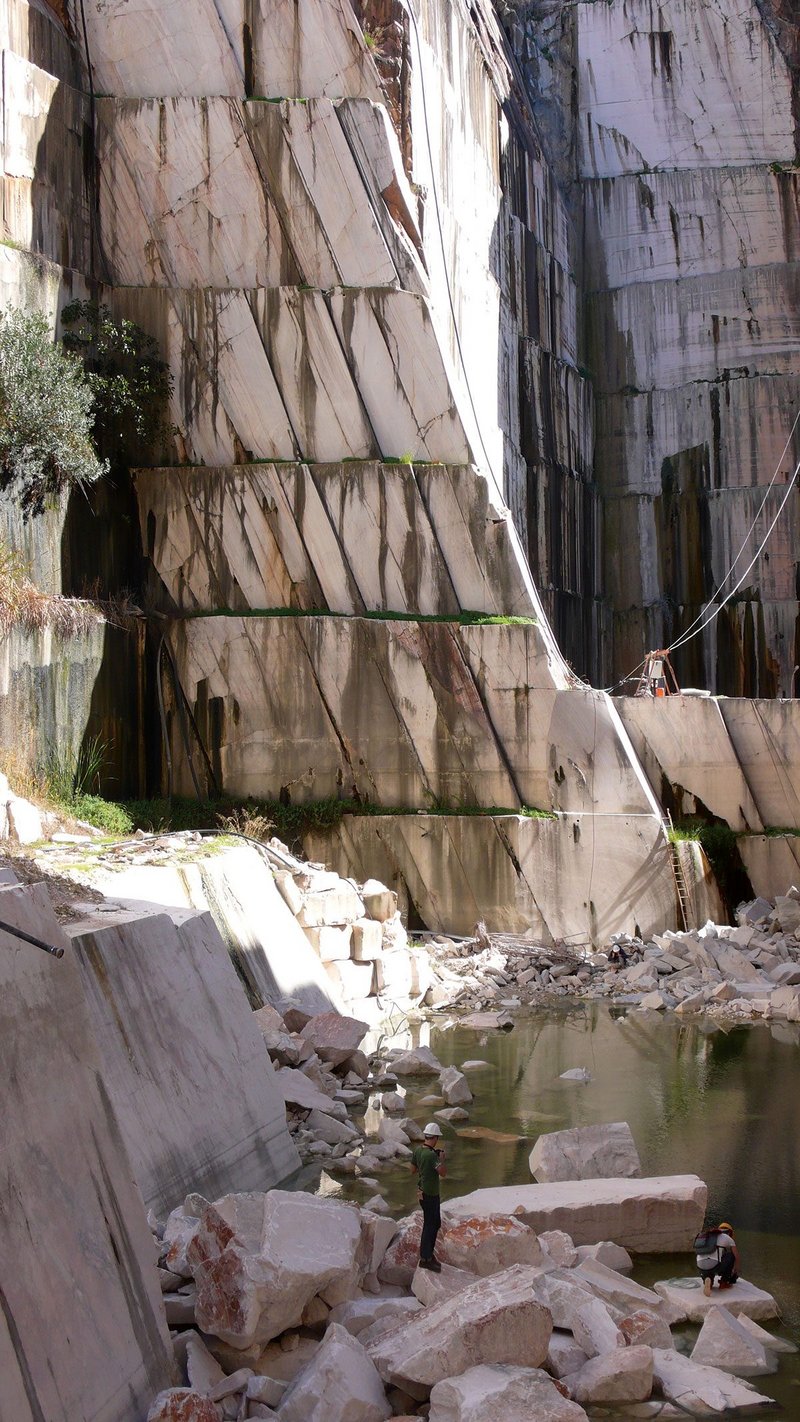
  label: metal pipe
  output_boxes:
[0,918,65,958]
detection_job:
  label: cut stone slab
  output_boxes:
[0,882,175,1422]
[427,1363,588,1421]
[277,1323,392,1422]
[575,1259,667,1316]
[691,1306,777,1376]
[367,1264,553,1397]
[529,1122,641,1182]
[445,1176,706,1251]
[564,1344,653,1404]
[570,1296,626,1358]
[653,1277,780,1323]
[301,1011,369,1066]
[652,1347,775,1413]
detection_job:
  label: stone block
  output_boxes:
[564,1345,653,1404]
[691,1306,777,1376]
[445,1176,706,1252]
[652,1348,774,1414]
[66,906,300,1216]
[619,1309,675,1350]
[362,878,398,922]
[529,1122,641,1182]
[367,1264,553,1396]
[277,1323,391,1422]
[303,925,353,961]
[427,1363,588,1421]
[0,883,174,1422]
[190,1191,364,1348]
[147,1390,221,1421]
[352,918,384,962]
[546,1330,590,1379]
[325,959,375,1004]
[440,1065,473,1106]
[297,882,365,928]
[300,1010,368,1065]
[653,1277,780,1324]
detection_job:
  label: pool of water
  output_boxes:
[349,1004,800,1415]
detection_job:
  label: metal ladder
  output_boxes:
[663,815,690,932]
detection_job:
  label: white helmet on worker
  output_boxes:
[423,1122,442,1138]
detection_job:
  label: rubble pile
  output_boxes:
[422,893,800,1023]
[253,1005,473,1179]
[144,1183,790,1422]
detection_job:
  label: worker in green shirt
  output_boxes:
[411,1122,446,1271]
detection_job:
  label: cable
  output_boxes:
[666,406,800,655]
[668,453,800,656]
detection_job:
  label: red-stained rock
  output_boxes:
[378,1212,543,1285]
[147,1388,221,1422]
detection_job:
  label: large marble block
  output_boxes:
[1,49,90,270]
[77,0,384,100]
[134,460,543,619]
[577,0,794,178]
[0,882,174,1421]
[67,904,301,1215]
[97,96,425,293]
[306,809,685,943]
[82,842,342,1016]
[445,1176,707,1251]
[617,696,765,832]
[584,167,800,291]
[588,266,800,395]
[110,285,474,465]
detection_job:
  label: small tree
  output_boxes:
[0,306,106,516]
[61,300,173,468]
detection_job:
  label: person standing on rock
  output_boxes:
[696,1221,739,1295]
[412,1123,446,1272]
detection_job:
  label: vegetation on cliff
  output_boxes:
[0,306,106,516]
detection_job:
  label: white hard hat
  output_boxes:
[423,1122,442,1137]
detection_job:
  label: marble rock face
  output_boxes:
[529,1121,641,1182]
[427,1363,588,1422]
[67,906,300,1217]
[277,1323,391,1422]
[367,1265,553,1396]
[0,882,174,1422]
[188,1192,364,1347]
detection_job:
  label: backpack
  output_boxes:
[693,1228,720,1258]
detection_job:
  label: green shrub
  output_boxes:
[0,306,106,515]
[70,794,134,836]
[61,300,173,468]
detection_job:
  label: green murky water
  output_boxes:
[354,1005,800,1416]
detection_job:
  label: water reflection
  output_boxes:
[350,1006,800,1416]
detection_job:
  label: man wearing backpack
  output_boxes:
[695,1221,740,1296]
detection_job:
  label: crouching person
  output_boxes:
[695,1221,739,1296]
[412,1123,446,1272]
